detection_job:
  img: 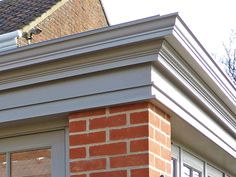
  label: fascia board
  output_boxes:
[0,13,234,136]
[151,66,236,159]
[0,40,162,91]
[158,42,236,136]
[0,86,153,123]
[166,16,236,115]
[0,13,178,72]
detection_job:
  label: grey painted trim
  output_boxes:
[65,128,70,177]
[0,85,153,122]
[158,42,236,137]
[0,64,154,122]
[168,17,236,113]
[0,14,234,125]
[0,13,177,71]
[0,130,66,177]
[151,73,236,158]
[0,116,67,139]
[0,40,161,91]
[0,30,21,52]
[0,64,151,110]
[0,13,235,175]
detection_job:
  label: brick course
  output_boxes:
[69,102,171,177]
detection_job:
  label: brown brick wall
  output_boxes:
[18,0,108,46]
[69,102,171,177]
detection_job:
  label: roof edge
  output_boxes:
[0,13,234,118]
[22,0,69,33]
[0,13,178,62]
[167,16,236,113]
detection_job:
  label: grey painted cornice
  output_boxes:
[159,42,236,136]
[0,13,235,175]
[0,13,177,71]
[0,13,234,126]
[168,16,236,110]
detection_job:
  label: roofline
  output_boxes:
[22,0,69,33]
[169,15,236,110]
[176,15,236,92]
[99,0,110,26]
[0,13,178,60]
[0,13,235,127]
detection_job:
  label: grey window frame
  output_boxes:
[0,130,66,177]
[171,143,231,177]
[183,163,202,177]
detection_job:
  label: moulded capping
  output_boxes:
[0,30,21,53]
[0,30,21,41]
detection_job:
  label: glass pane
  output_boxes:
[183,165,191,177]
[193,170,201,177]
[0,154,6,177]
[11,149,51,177]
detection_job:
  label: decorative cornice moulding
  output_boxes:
[0,40,162,90]
[0,13,177,71]
[0,13,235,147]
[158,42,236,135]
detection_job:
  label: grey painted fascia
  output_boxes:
[0,13,177,71]
[0,13,235,158]
[0,13,234,125]
[0,14,234,116]
[0,40,162,90]
[0,63,154,122]
[151,63,236,156]
[168,16,236,114]
[158,42,236,136]
[0,14,235,174]
[0,13,234,133]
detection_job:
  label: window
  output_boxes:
[181,150,204,177]
[207,164,223,177]
[0,131,65,177]
[183,164,202,177]
[171,144,231,177]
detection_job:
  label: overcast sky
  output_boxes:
[101,0,236,57]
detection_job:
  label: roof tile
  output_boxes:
[0,0,60,35]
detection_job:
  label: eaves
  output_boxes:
[0,12,235,136]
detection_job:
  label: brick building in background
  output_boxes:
[0,0,108,49]
[0,1,235,177]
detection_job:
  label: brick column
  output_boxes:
[69,102,171,177]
